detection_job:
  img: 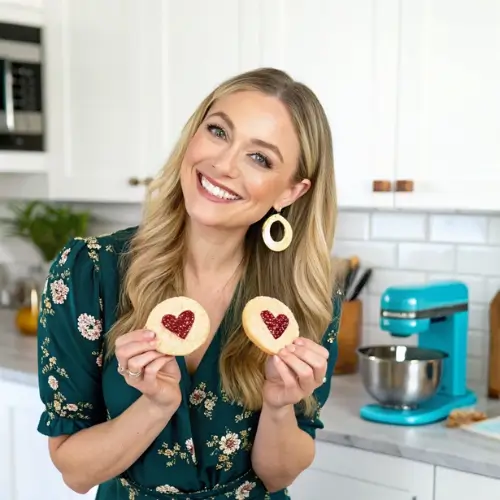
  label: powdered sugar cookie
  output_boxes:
[145,296,210,356]
[242,296,299,355]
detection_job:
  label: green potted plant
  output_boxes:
[0,200,91,335]
[1,200,91,264]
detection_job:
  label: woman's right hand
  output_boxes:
[115,329,182,412]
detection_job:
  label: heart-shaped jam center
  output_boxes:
[161,310,195,339]
[260,310,289,339]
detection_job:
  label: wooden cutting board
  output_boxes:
[488,291,500,398]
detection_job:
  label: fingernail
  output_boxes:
[149,340,158,347]
[144,330,155,339]
[294,338,304,346]
[286,344,296,352]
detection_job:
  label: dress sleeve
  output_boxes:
[37,238,107,437]
[295,292,342,439]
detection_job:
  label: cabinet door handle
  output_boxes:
[395,180,414,192]
[372,180,393,192]
[128,177,153,187]
[2,60,15,132]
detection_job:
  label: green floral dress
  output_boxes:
[37,227,341,500]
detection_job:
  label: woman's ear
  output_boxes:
[274,179,311,210]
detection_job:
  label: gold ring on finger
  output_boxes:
[126,368,143,378]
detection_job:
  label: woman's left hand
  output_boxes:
[263,337,329,410]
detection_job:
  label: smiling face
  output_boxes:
[179,90,311,230]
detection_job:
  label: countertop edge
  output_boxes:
[0,367,38,387]
[316,428,500,480]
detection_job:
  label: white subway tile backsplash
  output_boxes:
[468,304,488,331]
[0,234,41,266]
[361,327,385,345]
[488,218,500,244]
[362,326,417,347]
[336,210,499,389]
[335,212,370,240]
[371,213,427,241]
[368,269,426,294]
[468,331,488,358]
[365,294,381,326]
[486,278,500,299]
[2,203,500,389]
[457,246,500,276]
[333,240,397,267]
[398,243,455,271]
[430,215,488,244]
[467,358,487,385]
[427,273,486,303]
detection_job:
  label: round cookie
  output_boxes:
[242,296,300,355]
[145,296,210,356]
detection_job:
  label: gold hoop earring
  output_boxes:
[261,211,293,252]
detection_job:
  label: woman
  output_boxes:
[37,67,342,499]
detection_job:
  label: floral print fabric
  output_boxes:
[37,227,340,499]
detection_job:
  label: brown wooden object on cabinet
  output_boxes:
[334,299,362,375]
[487,291,500,398]
[372,180,392,192]
[395,180,414,192]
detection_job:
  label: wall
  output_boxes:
[335,211,500,394]
[1,202,499,394]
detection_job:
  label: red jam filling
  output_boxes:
[161,310,195,339]
[260,310,289,339]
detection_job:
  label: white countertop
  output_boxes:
[317,375,500,479]
[2,311,500,480]
[0,312,39,386]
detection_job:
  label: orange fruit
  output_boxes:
[16,306,39,336]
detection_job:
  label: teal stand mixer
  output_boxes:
[358,280,477,426]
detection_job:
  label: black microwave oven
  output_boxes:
[0,22,44,151]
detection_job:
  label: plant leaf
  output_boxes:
[0,201,91,262]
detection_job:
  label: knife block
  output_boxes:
[334,299,362,375]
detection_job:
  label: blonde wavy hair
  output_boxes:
[105,67,337,416]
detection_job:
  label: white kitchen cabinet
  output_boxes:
[44,0,262,204]
[0,402,13,499]
[45,0,167,203]
[288,442,434,500]
[435,466,500,499]
[260,0,400,209]
[394,0,500,211]
[161,1,262,158]
[7,0,500,211]
[1,379,97,499]
[0,0,43,24]
[262,0,500,212]
[0,0,43,8]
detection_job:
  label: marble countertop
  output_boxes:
[0,312,39,386]
[2,311,500,480]
[318,375,500,480]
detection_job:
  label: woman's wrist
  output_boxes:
[261,400,295,423]
[140,395,179,422]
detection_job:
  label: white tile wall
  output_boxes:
[335,210,500,394]
[0,202,141,279]
[1,202,500,394]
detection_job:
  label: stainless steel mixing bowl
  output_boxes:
[357,345,448,409]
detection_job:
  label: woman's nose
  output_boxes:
[212,148,239,177]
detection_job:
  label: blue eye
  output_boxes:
[207,124,226,140]
[250,152,272,169]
